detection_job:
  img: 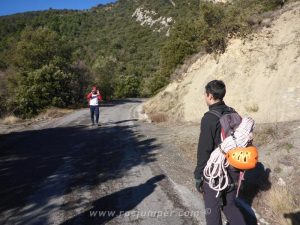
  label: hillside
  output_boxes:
[0,0,199,96]
[0,0,287,118]
[143,2,300,124]
[0,0,204,117]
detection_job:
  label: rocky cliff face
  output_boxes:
[143,2,300,124]
[132,7,173,36]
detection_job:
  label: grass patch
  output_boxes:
[268,62,278,70]
[149,112,168,123]
[2,115,22,125]
[37,107,73,120]
[245,103,259,113]
[274,166,282,173]
[278,142,294,153]
[264,184,299,225]
[254,125,279,146]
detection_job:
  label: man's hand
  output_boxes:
[97,90,100,95]
[195,177,204,193]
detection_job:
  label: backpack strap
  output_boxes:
[207,110,222,119]
[228,107,237,114]
[207,106,235,118]
[207,110,226,143]
[236,171,245,198]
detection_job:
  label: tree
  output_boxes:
[12,27,71,72]
[159,20,199,81]
[94,58,117,100]
[8,27,87,117]
[115,74,141,98]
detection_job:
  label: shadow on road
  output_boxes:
[0,122,160,224]
[60,175,166,225]
[238,162,272,225]
[284,211,300,225]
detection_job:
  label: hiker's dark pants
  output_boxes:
[90,105,99,124]
[203,168,246,225]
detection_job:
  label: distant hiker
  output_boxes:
[87,86,103,126]
[194,80,247,225]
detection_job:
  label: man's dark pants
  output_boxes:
[90,105,99,124]
[203,168,246,225]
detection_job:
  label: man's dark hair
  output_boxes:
[205,80,226,100]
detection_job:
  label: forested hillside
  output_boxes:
[0,0,283,117]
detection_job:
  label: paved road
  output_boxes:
[0,100,202,225]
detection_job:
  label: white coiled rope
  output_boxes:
[203,117,255,197]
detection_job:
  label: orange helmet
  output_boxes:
[226,146,258,170]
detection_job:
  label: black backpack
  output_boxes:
[208,107,242,143]
[208,108,255,198]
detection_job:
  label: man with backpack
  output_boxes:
[87,86,103,126]
[194,80,246,225]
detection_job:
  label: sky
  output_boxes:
[0,0,117,16]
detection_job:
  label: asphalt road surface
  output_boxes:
[0,100,204,225]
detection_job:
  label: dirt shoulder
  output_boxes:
[0,108,75,135]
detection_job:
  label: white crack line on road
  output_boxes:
[3,143,86,225]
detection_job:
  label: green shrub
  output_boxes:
[114,74,141,98]
[7,27,88,118]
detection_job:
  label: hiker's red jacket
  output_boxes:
[87,92,102,106]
